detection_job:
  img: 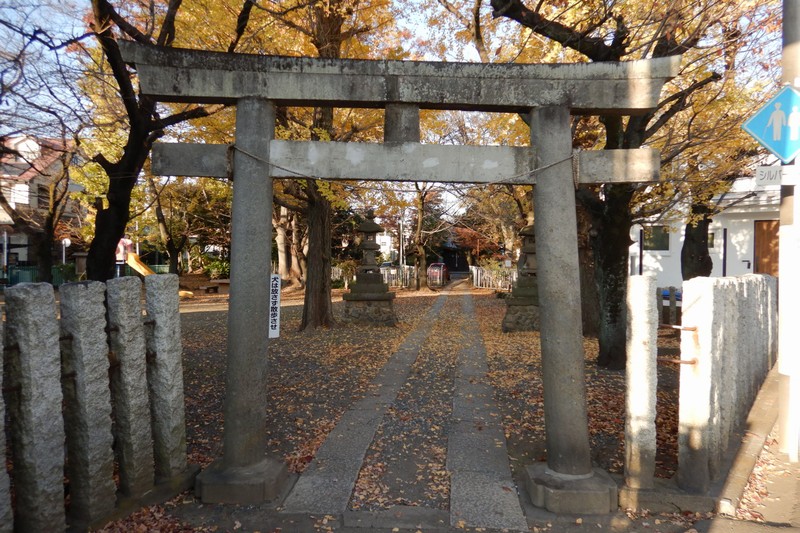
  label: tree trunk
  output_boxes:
[681,203,713,280]
[577,202,600,337]
[417,243,428,289]
[300,180,335,330]
[590,184,634,369]
[290,214,305,285]
[32,232,52,284]
[87,171,139,281]
[274,206,291,280]
[148,177,184,275]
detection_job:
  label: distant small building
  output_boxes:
[630,176,780,288]
[0,136,84,269]
[376,230,396,262]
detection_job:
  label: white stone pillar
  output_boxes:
[677,277,714,493]
[145,274,188,480]
[107,276,155,498]
[779,0,800,462]
[4,283,66,531]
[60,281,116,527]
[624,275,658,489]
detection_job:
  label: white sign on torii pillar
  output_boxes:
[119,41,679,513]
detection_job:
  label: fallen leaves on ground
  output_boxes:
[350,295,460,510]
[474,294,681,479]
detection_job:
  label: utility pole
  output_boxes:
[779,0,800,462]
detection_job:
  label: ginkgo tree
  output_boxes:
[417,0,781,368]
[223,0,403,329]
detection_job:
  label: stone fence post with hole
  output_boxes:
[0,275,197,532]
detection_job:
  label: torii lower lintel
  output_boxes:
[151,141,662,185]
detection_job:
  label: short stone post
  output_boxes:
[60,281,116,528]
[524,106,617,514]
[0,320,11,533]
[502,216,540,332]
[145,274,192,482]
[4,283,66,532]
[195,97,288,504]
[624,275,658,489]
[342,210,398,325]
[677,277,713,494]
[107,276,155,498]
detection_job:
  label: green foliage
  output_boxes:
[334,258,359,280]
[203,256,230,280]
[477,257,504,271]
[53,262,77,282]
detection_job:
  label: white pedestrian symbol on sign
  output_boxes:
[790,106,800,141]
[743,86,800,163]
[767,103,786,141]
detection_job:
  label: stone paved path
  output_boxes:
[281,281,528,531]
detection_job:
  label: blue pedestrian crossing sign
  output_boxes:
[743,86,800,164]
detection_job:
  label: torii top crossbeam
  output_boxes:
[119,41,680,115]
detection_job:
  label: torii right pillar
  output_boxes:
[525,106,618,513]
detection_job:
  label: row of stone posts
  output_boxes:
[0,275,195,532]
[621,274,777,512]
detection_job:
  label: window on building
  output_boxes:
[10,183,28,207]
[643,226,670,251]
[708,232,715,248]
[37,184,49,209]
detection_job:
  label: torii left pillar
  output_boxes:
[195,98,289,503]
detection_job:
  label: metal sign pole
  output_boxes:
[779,0,800,462]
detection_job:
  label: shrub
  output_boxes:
[203,257,230,279]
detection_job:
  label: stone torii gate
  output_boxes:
[119,41,679,513]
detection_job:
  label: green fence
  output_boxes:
[4,263,171,287]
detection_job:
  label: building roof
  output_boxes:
[0,136,69,182]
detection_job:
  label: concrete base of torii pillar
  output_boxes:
[524,465,619,514]
[195,457,289,505]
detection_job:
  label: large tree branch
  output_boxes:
[228,0,255,52]
[156,0,183,47]
[489,0,621,61]
[91,1,142,125]
[153,103,227,131]
[643,72,722,141]
[472,0,490,62]
[97,1,151,44]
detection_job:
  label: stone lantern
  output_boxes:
[502,216,540,332]
[342,209,398,325]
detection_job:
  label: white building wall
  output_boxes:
[630,204,779,289]
[376,231,395,262]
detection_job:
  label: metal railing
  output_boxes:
[470,265,516,291]
[381,265,416,288]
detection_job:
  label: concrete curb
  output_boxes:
[715,366,781,516]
